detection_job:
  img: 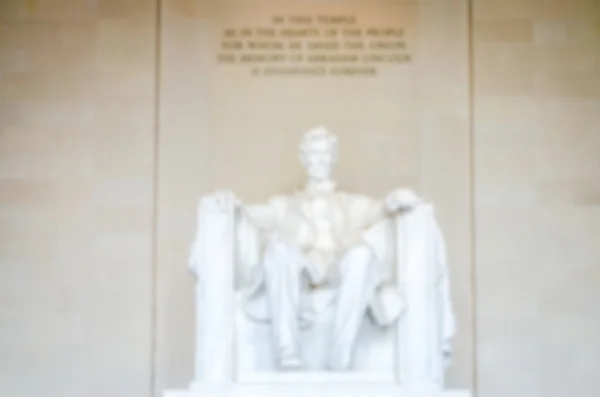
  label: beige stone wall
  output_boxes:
[0,1,157,397]
[0,0,599,397]
[473,1,600,396]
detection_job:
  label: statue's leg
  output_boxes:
[262,237,306,369]
[329,243,380,370]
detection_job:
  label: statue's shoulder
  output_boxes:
[266,194,288,204]
[336,190,378,204]
[265,194,291,212]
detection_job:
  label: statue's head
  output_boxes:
[299,126,338,182]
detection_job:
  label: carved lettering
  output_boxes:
[216,14,411,77]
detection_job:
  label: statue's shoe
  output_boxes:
[279,355,303,370]
[327,346,352,371]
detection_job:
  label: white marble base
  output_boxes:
[163,380,470,397]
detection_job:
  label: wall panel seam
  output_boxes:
[151,1,163,396]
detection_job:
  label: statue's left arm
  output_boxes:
[354,188,422,232]
[433,217,457,364]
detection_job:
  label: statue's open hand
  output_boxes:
[201,190,240,213]
[385,188,421,212]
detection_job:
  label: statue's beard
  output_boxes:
[307,169,333,182]
[306,178,336,193]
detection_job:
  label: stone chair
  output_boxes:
[187,193,457,389]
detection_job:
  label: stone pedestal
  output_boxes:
[164,380,470,397]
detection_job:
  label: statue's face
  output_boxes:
[300,139,336,182]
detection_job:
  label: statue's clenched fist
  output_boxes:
[201,190,240,212]
[384,188,421,213]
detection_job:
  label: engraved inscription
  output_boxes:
[216,15,411,77]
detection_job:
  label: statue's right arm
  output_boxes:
[188,192,279,279]
[236,201,280,288]
[188,190,238,276]
[241,202,278,231]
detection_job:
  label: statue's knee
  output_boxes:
[265,235,291,253]
[263,238,301,272]
[264,240,287,263]
[342,244,375,269]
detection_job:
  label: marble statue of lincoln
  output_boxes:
[207,126,423,371]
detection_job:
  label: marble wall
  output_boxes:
[0,1,598,397]
[473,1,600,396]
[0,1,157,397]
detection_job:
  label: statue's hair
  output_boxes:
[299,126,338,157]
